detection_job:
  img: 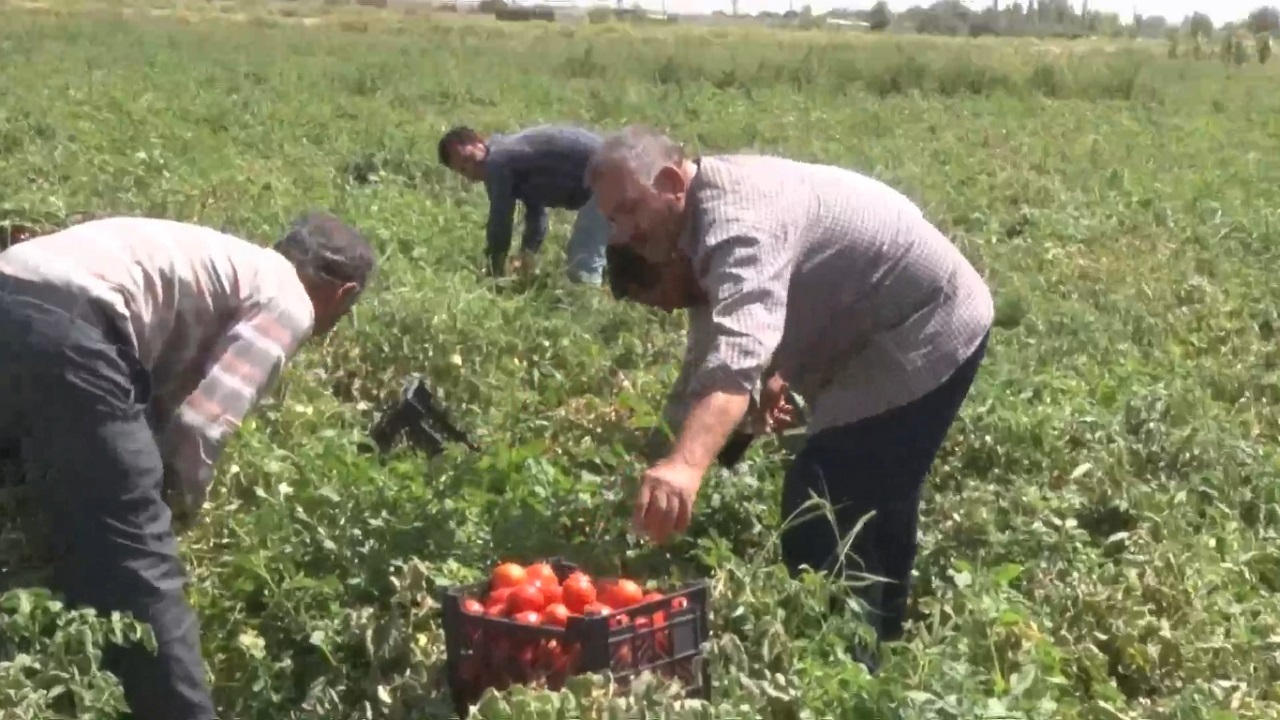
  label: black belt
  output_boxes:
[0,272,133,350]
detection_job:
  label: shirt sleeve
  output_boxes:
[484,163,518,268]
[157,299,312,525]
[520,202,548,255]
[684,217,793,401]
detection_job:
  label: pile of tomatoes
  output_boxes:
[451,561,692,698]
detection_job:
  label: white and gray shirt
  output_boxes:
[661,154,994,436]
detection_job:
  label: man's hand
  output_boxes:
[158,448,213,535]
[757,372,798,433]
[632,457,704,545]
[633,389,748,544]
[510,250,538,279]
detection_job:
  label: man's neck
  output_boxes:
[681,158,699,185]
[673,159,700,259]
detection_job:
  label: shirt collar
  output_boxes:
[484,133,511,160]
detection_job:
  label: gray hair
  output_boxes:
[584,125,686,188]
[274,211,376,292]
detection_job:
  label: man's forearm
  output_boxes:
[668,390,752,474]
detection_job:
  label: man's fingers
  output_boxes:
[642,486,670,542]
[632,478,653,533]
[673,493,692,536]
[659,497,680,545]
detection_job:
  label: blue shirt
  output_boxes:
[482,125,602,265]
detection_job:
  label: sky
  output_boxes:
[573,0,1260,26]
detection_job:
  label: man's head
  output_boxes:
[605,242,703,313]
[274,212,376,336]
[438,126,489,182]
[584,125,695,264]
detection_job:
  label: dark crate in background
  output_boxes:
[440,557,711,717]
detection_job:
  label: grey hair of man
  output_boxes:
[273,211,377,295]
[583,125,686,189]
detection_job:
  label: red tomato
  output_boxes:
[650,610,671,656]
[562,575,597,614]
[512,610,542,625]
[487,587,514,608]
[491,562,528,591]
[671,596,689,612]
[540,639,570,689]
[539,639,568,671]
[524,562,559,587]
[641,592,664,606]
[603,579,645,610]
[565,641,583,674]
[583,602,612,617]
[462,597,485,615]
[508,584,546,614]
[541,602,570,628]
[611,641,634,670]
[608,612,631,629]
[485,602,507,618]
[633,615,663,664]
[539,582,564,606]
[511,642,538,683]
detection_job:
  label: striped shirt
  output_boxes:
[483,125,602,263]
[0,217,314,527]
[662,155,994,436]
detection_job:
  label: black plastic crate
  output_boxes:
[441,557,711,717]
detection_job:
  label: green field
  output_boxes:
[2,2,1280,718]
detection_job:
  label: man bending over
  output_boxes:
[592,126,994,671]
[439,124,609,285]
[0,212,376,719]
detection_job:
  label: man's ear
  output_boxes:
[336,281,361,307]
[653,165,687,197]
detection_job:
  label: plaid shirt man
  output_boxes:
[0,216,315,528]
[662,154,993,437]
[592,129,994,672]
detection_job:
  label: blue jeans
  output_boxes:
[0,274,215,720]
[565,195,609,285]
[780,332,990,672]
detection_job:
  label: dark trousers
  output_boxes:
[0,275,216,720]
[779,333,990,668]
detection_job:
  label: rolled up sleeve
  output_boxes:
[158,299,312,527]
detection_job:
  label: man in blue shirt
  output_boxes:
[438,125,610,285]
